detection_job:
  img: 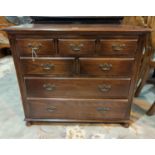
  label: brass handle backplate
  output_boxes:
[112,43,126,51]
[96,107,110,114]
[47,106,57,112]
[27,43,42,49]
[27,43,42,52]
[41,64,55,71]
[43,83,56,91]
[70,43,84,52]
[98,84,111,92]
[99,63,112,71]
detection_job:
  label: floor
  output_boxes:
[0,56,155,139]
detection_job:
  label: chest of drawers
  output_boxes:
[4,24,150,127]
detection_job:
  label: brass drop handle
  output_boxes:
[99,63,112,71]
[112,43,126,51]
[70,43,84,52]
[43,84,56,91]
[47,106,57,112]
[98,84,111,92]
[96,107,110,114]
[41,64,55,71]
[27,43,42,61]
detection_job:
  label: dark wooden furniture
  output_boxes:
[135,34,155,116]
[146,61,155,116]
[0,16,14,57]
[136,50,155,116]
[30,16,123,24]
[4,24,150,127]
[147,101,155,115]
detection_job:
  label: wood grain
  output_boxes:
[79,58,135,77]
[20,58,75,76]
[3,23,150,126]
[28,99,129,120]
[25,78,131,99]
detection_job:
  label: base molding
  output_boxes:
[24,118,130,128]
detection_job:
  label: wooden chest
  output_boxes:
[4,24,150,127]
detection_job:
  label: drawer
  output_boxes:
[79,58,134,77]
[98,39,138,57]
[16,39,55,56]
[25,78,130,99]
[28,99,129,120]
[58,39,96,56]
[20,58,75,76]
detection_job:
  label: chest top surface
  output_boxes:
[3,24,151,34]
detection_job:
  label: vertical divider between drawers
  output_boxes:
[54,38,58,56]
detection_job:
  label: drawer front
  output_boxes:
[79,58,134,77]
[16,39,55,56]
[21,58,75,76]
[58,39,96,56]
[25,78,130,99]
[28,99,129,120]
[99,39,138,57]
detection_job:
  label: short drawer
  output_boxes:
[79,58,134,77]
[98,39,138,57]
[20,58,75,76]
[28,99,129,120]
[58,39,96,56]
[16,38,55,56]
[25,78,130,99]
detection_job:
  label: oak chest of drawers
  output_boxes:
[4,24,150,127]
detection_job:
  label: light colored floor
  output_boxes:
[0,56,155,139]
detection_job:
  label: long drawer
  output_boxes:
[25,78,131,99]
[79,58,134,77]
[20,58,75,76]
[28,99,129,120]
